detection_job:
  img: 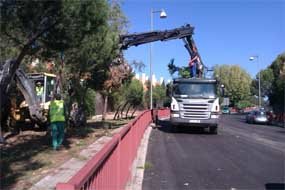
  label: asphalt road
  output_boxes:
[142,114,285,190]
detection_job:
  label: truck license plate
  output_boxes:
[190,120,200,123]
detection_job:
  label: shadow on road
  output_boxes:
[265,183,285,190]
[221,114,247,123]
[156,119,212,135]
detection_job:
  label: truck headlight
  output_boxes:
[211,114,219,119]
[171,113,180,118]
[210,98,220,112]
[171,97,179,111]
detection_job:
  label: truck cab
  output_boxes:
[170,78,220,134]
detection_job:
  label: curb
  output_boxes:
[126,125,153,190]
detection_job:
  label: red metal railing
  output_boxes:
[56,108,169,190]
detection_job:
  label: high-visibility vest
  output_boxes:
[36,86,43,96]
[49,100,65,122]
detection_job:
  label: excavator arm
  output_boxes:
[0,60,47,127]
[15,69,46,124]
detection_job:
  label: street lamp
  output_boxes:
[249,55,261,108]
[150,8,167,110]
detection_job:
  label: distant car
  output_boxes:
[229,107,238,114]
[246,110,268,124]
[222,106,230,114]
[266,111,274,125]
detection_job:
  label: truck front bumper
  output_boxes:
[170,117,218,128]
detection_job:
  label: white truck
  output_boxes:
[170,78,220,134]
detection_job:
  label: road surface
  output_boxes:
[143,114,285,190]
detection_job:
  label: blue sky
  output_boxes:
[121,0,284,82]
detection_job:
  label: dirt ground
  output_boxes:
[0,117,131,190]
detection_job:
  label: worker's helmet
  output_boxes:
[36,81,42,85]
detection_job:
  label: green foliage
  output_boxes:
[178,67,190,78]
[250,53,284,112]
[61,0,112,91]
[0,0,114,88]
[167,59,190,78]
[268,52,285,112]
[84,88,96,116]
[125,79,144,107]
[1,0,129,120]
[214,65,252,106]
[0,0,62,62]
[111,79,143,112]
[143,82,169,108]
[153,84,167,108]
[143,80,150,108]
[251,68,274,97]
[236,100,253,110]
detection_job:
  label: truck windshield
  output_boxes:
[173,83,216,98]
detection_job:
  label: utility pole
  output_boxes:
[149,8,167,109]
[249,55,261,108]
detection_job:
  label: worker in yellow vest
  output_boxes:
[48,93,66,150]
[36,81,44,102]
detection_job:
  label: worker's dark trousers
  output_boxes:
[190,63,196,77]
[51,122,65,150]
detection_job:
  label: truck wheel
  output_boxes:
[171,125,178,133]
[210,127,218,134]
[249,120,252,124]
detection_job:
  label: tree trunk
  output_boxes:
[113,104,122,120]
[120,102,129,119]
[102,94,108,121]
[125,104,132,119]
[131,106,137,118]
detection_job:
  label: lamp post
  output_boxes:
[150,8,167,110]
[249,55,261,108]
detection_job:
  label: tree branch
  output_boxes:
[15,20,58,66]
[3,30,25,47]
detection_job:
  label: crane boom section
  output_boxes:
[120,24,194,50]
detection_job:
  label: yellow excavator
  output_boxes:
[8,71,57,129]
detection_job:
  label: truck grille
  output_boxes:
[180,103,210,119]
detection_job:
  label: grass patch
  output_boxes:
[144,162,153,170]
[75,139,86,146]
[105,119,131,126]
[87,118,132,130]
